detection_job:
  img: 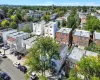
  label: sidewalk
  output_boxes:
[0,49,26,65]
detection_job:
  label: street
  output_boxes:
[0,58,25,80]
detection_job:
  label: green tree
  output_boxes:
[7,9,14,18]
[68,56,100,80]
[1,20,10,28]
[16,13,22,21]
[10,22,17,29]
[11,15,18,22]
[68,68,81,80]
[78,56,100,79]
[39,75,48,80]
[67,10,77,29]
[57,21,60,28]
[62,20,67,27]
[85,15,100,32]
[42,15,50,22]
[25,37,59,79]
[22,24,31,33]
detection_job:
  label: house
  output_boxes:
[73,29,90,47]
[96,10,100,14]
[93,31,100,46]
[33,21,46,35]
[7,31,30,54]
[0,29,17,43]
[78,12,87,24]
[18,22,33,31]
[44,21,58,39]
[56,17,65,26]
[63,13,70,21]
[33,13,43,18]
[56,28,72,45]
[96,15,100,20]
[81,18,86,24]
[65,47,97,76]
[50,13,58,20]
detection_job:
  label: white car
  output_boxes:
[0,51,6,58]
[13,62,20,67]
[31,72,37,79]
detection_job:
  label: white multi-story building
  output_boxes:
[33,21,45,35]
[0,29,17,43]
[7,31,30,54]
[44,21,58,39]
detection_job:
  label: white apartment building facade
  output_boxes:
[33,21,45,35]
[44,21,58,39]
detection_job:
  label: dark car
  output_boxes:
[18,64,27,73]
[0,71,11,80]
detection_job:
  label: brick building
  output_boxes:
[56,28,72,45]
[73,29,90,47]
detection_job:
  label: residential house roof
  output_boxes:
[94,31,100,40]
[68,47,85,63]
[74,29,90,38]
[57,28,72,34]
[68,47,98,63]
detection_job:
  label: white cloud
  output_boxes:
[31,1,100,6]
[86,2,100,6]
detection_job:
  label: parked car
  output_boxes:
[9,49,14,54]
[2,46,10,50]
[31,72,37,80]
[0,43,4,47]
[17,55,22,60]
[0,71,11,80]
[13,62,20,68]
[17,64,27,73]
[0,51,7,58]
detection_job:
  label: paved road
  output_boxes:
[0,58,25,80]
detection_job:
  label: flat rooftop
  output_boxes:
[94,31,100,40]
[68,47,98,63]
[57,28,72,34]
[22,36,37,47]
[8,31,29,38]
[68,47,84,63]
[74,29,90,38]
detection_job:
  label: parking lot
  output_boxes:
[0,48,26,65]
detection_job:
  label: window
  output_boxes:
[50,26,52,28]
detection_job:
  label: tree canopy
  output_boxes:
[11,15,19,22]
[22,24,31,33]
[25,37,59,79]
[10,21,17,29]
[85,15,100,32]
[1,20,10,28]
[68,56,100,80]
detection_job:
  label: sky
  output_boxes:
[0,0,100,6]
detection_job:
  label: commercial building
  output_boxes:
[44,21,58,39]
[0,29,17,43]
[7,31,30,53]
[56,28,72,45]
